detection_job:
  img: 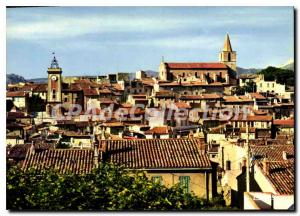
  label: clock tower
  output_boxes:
[46,55,62,116]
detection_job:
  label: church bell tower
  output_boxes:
[219,33,237,72]
[46,54,62,116]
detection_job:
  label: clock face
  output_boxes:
[51,75,57,81]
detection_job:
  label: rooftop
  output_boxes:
[99,138,210,170]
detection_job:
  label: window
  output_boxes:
[195,72,198,78]
[226,160,231,170]
[272,83,275,88]
[152,176,163,185]
[52,89,56,99]
[64,97,68,102]
[179,176,190,193]
[182,73,185,77]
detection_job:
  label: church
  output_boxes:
[158,34,237,86]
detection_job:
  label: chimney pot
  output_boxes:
[263,158,270,175]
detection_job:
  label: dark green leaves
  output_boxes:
[7,164,229,211]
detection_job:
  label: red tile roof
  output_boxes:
[22,149,94,174]
[249,93,266,100]
[166,62,228,69]
[231,115,273,122]
[256,161,294,195]
[250,145,294,162]
[174,101,191,109]
[273,119,294,127]
[223,95,253,103]
[6,91,28,97]
[83,88,99,96]
[33,84,47,92]
[201,93,222,100]
[99,88,112,94]
[179,95,202,100]
[99,138,210,169]
[144,126,169,135]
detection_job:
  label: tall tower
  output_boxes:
[46,55,62,116]
[219,33,237,72]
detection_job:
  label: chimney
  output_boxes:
[282,151,288,160]
[263,158,270,175]
[93,145,99,168]
[29,141,35,155]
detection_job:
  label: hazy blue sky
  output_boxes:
[7,7,294,79]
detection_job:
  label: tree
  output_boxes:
[27,94,46,114]
[258,66,294,87]
[7,164,231,211]
[235,80,256,95]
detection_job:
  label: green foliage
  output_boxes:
[258,66,294,87]
[235,80,256,95]
[28,94,46,113]
[7,164,230,211]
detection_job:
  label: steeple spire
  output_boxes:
[50,52,59,69]
[223,33,232,52]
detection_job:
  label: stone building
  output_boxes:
[158,34,237,86]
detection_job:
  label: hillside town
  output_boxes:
[6,34,294,210]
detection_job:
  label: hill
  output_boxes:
[6,74,27,84]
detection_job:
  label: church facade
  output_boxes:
[158,34,237,86]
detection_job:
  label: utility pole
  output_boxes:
[246,121,250,192]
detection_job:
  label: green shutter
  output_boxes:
[179,176,190,193]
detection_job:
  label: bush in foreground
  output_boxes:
[7,164,229,211]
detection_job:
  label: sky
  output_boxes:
[6,7,294,79]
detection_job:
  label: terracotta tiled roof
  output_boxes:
[99,98,115,104]
[121,103,132,108]
[6,91,28,97]
[223,95,252,103]
[249,93,266,100]
[99,138,210,169]
[7,111,30,119]
[179,95,202,100]
[256,161,294,195]
[159,82,180,87]
[144,126,169,135]
[7,144,31,160]
[83,88,99,96]
[132,94,147,98]
[166,62,228,69]
[99,88,112,94]
[201,93,222,100]
[22,149,94,174]
[155,91,176,98]
[231,114,272,122]
[250,145,294,162]
[253,110,268,115]
[112,83,123,91]
[33,84,47,92]
[249,139,289,146]
[141,78,155,86]
[101,122,124,127]
[273,119,294,127]
[174,101,191,109]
